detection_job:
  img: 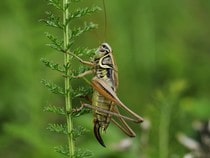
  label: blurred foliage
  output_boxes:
[0,0,210,158]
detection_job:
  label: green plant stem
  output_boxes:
[159,103,172,158]
[63,0,75,157]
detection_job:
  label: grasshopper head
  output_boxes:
[95,43,112,59]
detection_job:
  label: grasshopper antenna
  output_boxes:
[95,0,107,44]
[102,0,107,42]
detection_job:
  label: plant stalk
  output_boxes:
[63,0,75,157]
[159,102,172,158]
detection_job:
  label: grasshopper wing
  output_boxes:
[91,77,144,123]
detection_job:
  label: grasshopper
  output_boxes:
[70,43,144,147]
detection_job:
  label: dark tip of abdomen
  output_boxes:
[94,121,106,147]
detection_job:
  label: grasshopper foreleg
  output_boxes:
[67,51,95,67]
[73,70,94,78]
[67,52,95,79]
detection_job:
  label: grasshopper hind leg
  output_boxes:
[94,119,106,147]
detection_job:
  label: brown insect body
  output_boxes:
[70,43,143,147]
[92,44,118,147]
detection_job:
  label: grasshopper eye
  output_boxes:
[101,43,112,54]
[102,44,108,49]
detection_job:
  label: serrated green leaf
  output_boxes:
[75,148,93,158]
[40,11,63,29]
[45,32,64,52]
[43,105,65,115]
[41,79,65,95]
[47,123,68,134]
[72,86,92,99]
[71,22,98,39]
[47,0,62,10]
[72,126,89,139]
[68,6,101,22]
[54,145,69,156]
[46,43,63,52]
[73,47,96,57]
[41,58,65,72]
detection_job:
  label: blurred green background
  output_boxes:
[1,0,210,157]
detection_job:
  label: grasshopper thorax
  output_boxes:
[94,43,114,70]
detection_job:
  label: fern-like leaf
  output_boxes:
[72,86,92,99]
[41,79,65,95]
[47,123,68,134]
[41,58,65,73]
[47,0,62,10]
[73,47,96,57]
[43,105,65,115]
[45,32,64,52]
[68,6,101,22]
[72,126,88,139]
[75,148,93,158]
[54,145,69,156]
[71,22,97,39]
[40,11,63,29]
